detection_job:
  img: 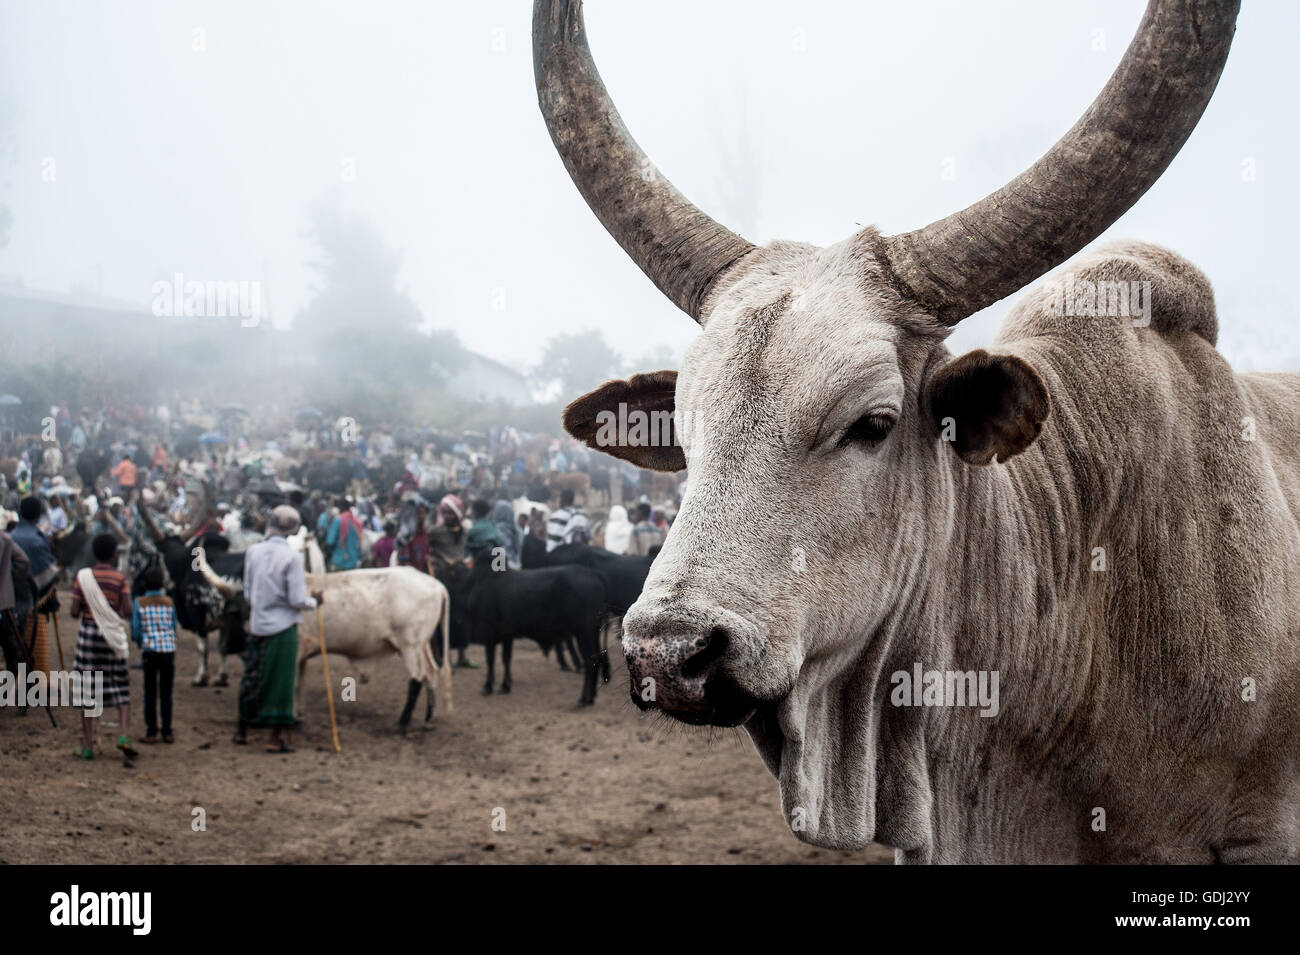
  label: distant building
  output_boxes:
[447,352,533,405]
[0,281,295,410]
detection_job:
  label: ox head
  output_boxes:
[535,0,1237,844]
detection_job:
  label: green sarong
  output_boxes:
[258,625,299,726]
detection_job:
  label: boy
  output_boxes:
[131,565,178,744]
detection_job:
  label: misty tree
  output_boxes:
[294,203,463,423]
[533,329,621,399]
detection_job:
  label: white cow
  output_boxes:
[198,538,452,730]
[296,565,453,731]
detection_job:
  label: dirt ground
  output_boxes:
[1,590,893,865]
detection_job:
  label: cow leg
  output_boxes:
[424,679,434,722]
[192,633,209,686]
[500,639,512,694]
[578,628,599,706]
[395,644,432,731]
[579,660,597,706]
[398,677,421,732]
[214,653,229,687]
[482,641,496,694]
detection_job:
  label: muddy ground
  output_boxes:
[1,590,892,864]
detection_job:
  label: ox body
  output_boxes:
[547,542,654,665]
[295,566,450,730]
[547,542,653,618]
[534,0,1300,861]
[138,500,247,688]
[199,533,451,730]
[444,558,610,705]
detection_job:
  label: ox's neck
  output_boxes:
[875,339,1135,863]
[875,323,1292,863]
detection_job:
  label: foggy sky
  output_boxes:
[1,0,1296,375]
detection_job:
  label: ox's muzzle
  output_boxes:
[622,601,762,727]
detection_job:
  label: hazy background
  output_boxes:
[1,0,1296,382]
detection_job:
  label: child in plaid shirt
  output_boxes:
[131,566,179,743]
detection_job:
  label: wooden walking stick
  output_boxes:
[8,609,55,728]
[315,605,341,753]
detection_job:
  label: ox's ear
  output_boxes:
[927,349,1049,465]
[562,370,686,472]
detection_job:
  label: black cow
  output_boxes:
[441,558,611,705]
[295,455,355,495]
[139,505,248,685]
[546,543,653,618]
[75,447,112,489]
[546,542,653,674]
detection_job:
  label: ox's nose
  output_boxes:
[623,626,729,713]
[622,603,759,725]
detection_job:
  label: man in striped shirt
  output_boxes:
[546,488,590,552]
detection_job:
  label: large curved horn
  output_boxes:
[137,493,165,543]
[876,0,1238,325]
[533,0,756,320]
[180,481,213,544]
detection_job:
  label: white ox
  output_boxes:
[536,0,1300,862]
[198,535,452,730]
[297,565,452,730]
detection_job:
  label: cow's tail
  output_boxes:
[427,589,452,715]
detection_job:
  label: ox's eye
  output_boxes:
[840,412,896,448]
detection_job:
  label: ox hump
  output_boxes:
[1006,241,1218,346]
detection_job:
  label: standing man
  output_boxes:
[369,520,397,569]
[11,497,58,599]
[629,501,665,556]
[69,535,134,761]
[325,497,364,571]
[546,488,576,552]
[465,498,503,558]
[0,527,30,690]
[110,451,137,498]
[235,505,323,752]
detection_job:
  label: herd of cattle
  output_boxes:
[60,489,658,730]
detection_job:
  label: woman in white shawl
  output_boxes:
[603,505,633,555]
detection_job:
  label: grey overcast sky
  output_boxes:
[1,0,1296,374]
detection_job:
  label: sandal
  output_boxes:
[231,733,247,745]
[73,747,94,760]
[116,735,139,758]
[141,735,159,745]
[266,742,294,753]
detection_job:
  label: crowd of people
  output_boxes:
[0,399,684,760]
